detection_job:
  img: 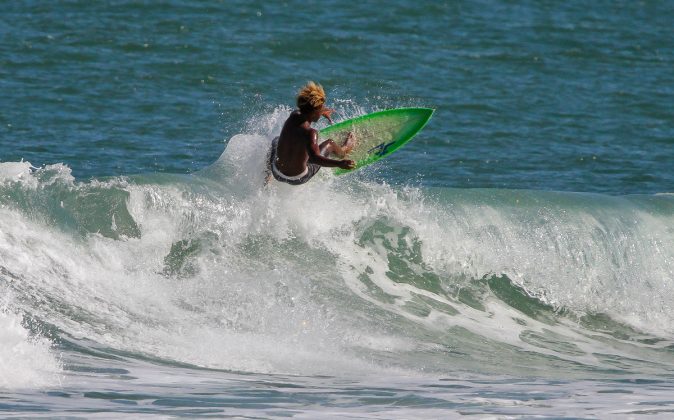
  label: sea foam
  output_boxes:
[0,308,62,389]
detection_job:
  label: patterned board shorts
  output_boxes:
[267,137,321,186]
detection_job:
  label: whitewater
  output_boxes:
[1,109,673,417]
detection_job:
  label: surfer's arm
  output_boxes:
[321,108,334,124]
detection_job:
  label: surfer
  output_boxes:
[266,81,356,185]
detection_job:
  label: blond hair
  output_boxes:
[297,81,326,113]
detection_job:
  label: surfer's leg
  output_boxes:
[319,132,356,158]
[318,140,338,157]
[342,131,356,155]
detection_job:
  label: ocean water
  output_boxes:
[1,1,674,418]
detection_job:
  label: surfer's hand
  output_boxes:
[321,108,334,124]
[339,159,355,170]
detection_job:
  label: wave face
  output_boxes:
[1,112,674,387]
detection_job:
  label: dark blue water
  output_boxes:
[2,1,672,193]
[2,1,674,418]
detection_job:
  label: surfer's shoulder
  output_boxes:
[305,126,318,141]
[293,125,316,148]
[289,109,302,120]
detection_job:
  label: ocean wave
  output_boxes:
[1,110,673,378]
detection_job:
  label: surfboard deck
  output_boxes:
[319,107,434,175]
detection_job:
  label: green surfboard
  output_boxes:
[319,107,434,175]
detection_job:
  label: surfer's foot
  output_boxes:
[342,132,356,155]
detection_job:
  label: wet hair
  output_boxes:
[296,81,326,113]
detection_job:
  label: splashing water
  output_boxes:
[1,108,673,386]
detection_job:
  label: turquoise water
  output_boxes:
[2,1,674,418]
[3,1,673,193]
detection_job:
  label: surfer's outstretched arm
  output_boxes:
[321,107,334,124]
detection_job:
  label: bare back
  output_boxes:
[274,111,314,177]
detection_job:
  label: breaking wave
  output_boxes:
[1,109,673,383]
